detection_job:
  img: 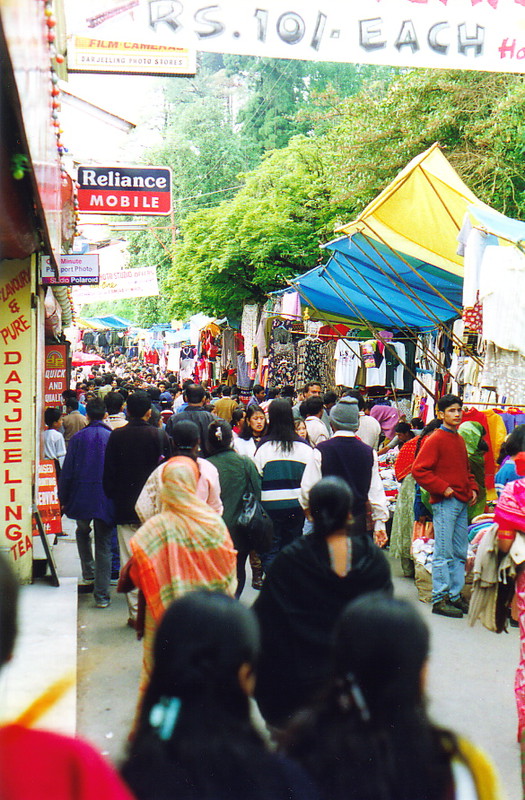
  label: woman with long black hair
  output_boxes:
[121,591,319,800]
[254,398,313,572]
[284,594,501,800]
[253,477,392,729]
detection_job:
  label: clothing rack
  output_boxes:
[465,402,525,409]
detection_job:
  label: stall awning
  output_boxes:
[467,204,525,245]
[336,143,488,278]
[289,232,462,333]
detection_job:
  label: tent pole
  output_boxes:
[361,221,462,315]
[308,268,438,402]
[353,234,483,367]
[329,251,450,376]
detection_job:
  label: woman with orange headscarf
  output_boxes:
[121,456,237,714]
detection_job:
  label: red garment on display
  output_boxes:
[318,323,350,340]
[0,725,134,800]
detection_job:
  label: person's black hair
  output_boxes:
[148,387,161,402]
[182,380,195,392]
[303,381,321,394]
[148,406,162,428]
[231,408,245,427]
[102,373,113,384]
[280,385,295,400]
[437,393,463,412]
[395,421,413,438]
[207,420,233,455]
[267,387,280,400]
[65,397,79,412]
[309,477,353,538]
[44,407,62,427]
[0,553,18,667]
[411,417,425,430]
[104,391,124,415]
[323,390,338,407]
[363,399,375,411]
[252,384,265,397]
[414,418,442,457]
[186,385,205,405]
[86,397,106,421]
[170,420,200,456]
[94,377,103,387]
[127,391,152,419]
[304,396,324,417]
[266,398,301,453]
[298,400,307,419]
[122,591,277,800]
[221,386,232,397]
[211,388,221,398]
[62,389,77,401]
[119,387,129,401]
[503,424,525,457]
[284,595,457,800]
[238,405,267,441]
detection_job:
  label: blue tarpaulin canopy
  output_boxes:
[84,315,134,329]
[287,233,463,333]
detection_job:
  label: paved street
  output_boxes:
[55,527,520,798]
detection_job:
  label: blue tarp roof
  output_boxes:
[288,233,463,332]
[85,315,134,329]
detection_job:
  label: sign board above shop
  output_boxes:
[76,165,172,215]
[64,0,525,74]
[68,36,196,76]
[40,254,100,285]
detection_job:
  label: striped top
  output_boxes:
[254,440,313,511]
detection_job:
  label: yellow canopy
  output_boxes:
[336,143,489,277]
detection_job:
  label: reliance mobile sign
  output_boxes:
[77,165,172,215]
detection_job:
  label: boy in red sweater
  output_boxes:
[412,395,478,618]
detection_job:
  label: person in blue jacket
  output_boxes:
[59,397,114,608]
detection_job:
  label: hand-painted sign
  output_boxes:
[65,0,525,73]
[44,345,68,406]
[77,165,172,215]
[68,36,196,76]
[41,254,100,285]
[33,460,62,538]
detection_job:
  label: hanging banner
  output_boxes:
[73,266,159,304]
[0,260,34,582]
[65,0,525,73]
[44,345,68,406]
[68,36,197,76]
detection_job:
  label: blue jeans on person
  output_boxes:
[431,496,468,604]
[75,518,112,603]
[260,507,305,574]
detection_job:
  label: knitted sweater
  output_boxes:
[411,427,478,504]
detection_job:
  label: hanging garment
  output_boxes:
[334,339,361,387]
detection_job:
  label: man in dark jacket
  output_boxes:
[58,398,114,608]
[165,384,214,456]
[103,391,171,626]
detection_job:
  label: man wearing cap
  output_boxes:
[300,396,389,546]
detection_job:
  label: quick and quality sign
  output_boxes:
[77,165,172,215]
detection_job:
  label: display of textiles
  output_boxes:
[268,320,296,387]
[295,339,324,389]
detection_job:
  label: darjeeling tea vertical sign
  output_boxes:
[0,260,34,582]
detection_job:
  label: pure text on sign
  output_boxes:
[77,165,172,215]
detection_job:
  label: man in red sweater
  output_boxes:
[412,395,478,618]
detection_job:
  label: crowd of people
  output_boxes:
[30,364,525,796]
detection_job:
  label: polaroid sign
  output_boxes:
[77,165,172,215]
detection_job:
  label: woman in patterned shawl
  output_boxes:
[125,456,237,716]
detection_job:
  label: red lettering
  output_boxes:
[4,351,21,364]
[4,429,22,442]
[5,409,22,423]
[5,523,22,541]
[4,390,21,402]
[17,539,25,557]
[4,470,22,484]
[5,370,21,384]
[4,449,22,463]
[5,506,22,521]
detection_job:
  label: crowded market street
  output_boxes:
[5,2,525,800]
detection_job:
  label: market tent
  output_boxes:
[337,143,489,278]
[71,352,108,366]
[84,315,133,329]
[288,232,462,332]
